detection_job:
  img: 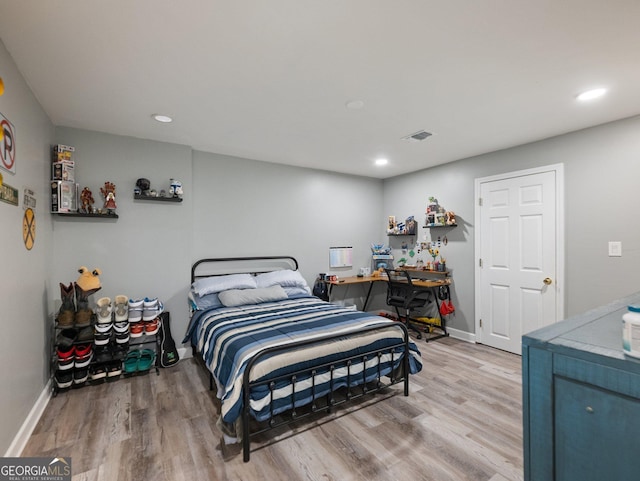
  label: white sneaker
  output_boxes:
[143,297,164,321]
[128,298,143,322]
[95,297,112,324]
[114,295,129,322]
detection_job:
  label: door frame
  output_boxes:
[474,163,565,345]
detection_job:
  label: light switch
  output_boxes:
[609,241,622,257]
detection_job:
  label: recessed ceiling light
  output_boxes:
[375,158,388,166]
[152,113,173,123]
[576,88,607,101]
[345,100,365,110]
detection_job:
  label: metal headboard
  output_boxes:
[191,256,299,283]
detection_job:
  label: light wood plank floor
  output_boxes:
[23,337,523,481]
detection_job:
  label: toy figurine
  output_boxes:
[100,181,117,214]
[169,178,183,198]
[446,211,456,225]
[79,187,95,213]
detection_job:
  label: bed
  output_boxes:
[184,256,423,461]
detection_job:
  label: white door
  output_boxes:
[475,165,564,355]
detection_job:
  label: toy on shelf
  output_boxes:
[371,243,391,256]
[100,182,117,214]
[387,215,417,235]
[446,211,456,226]
[425,197,456,227]
[79,187,95,214]
[169,178,183,199]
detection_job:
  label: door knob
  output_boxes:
[543,277,553,285]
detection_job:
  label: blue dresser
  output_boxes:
[522,293,640,481]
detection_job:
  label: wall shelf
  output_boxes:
[423,224,457,228]
[134,194,182,203]
[53,212,119,219]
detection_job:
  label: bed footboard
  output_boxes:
[240,322,411,462]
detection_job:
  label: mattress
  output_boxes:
[185,296,422,424]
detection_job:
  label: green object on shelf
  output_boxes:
[137,349,156,371]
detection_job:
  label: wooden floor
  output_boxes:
[23,337,524,481]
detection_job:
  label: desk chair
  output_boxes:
[384,269,432,340]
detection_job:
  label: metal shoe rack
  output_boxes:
[50,314,162,397]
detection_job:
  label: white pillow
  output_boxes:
[218,285,288,307]
[192,273,257,296]
[255,269,310,292]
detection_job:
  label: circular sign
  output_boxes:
[23,208,35,250]
[0,119,15,171]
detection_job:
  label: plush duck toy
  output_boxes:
[74,266,102,327]
[76,266,102,291]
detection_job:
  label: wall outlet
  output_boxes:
[608,241,622,257]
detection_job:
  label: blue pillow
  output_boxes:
[188,290,223,311]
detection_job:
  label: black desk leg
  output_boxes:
[362,281,375,311]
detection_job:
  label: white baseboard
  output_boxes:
[447,327,476,343]
[5,380,52,457]
[366,310,477,344]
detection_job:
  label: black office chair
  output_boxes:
[384,269,432,340]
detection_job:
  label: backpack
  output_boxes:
[312,277,329,301]
[158,311,180,367]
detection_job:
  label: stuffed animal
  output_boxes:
[76,266,102,292]
[74,266,102,327]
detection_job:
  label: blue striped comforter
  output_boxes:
[186,297,422,424]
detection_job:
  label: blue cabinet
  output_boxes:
[522,293,640,481]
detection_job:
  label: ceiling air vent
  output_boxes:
[402,130,433,142]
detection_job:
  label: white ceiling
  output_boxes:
[1,0,639,179]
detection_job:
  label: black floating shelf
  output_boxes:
[134,194,183,202]
[423,224,457,228]
[387,233,417,236]
[53,212,119,219]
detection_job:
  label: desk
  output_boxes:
[326,274,452,316]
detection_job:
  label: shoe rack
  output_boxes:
[51,293,163,396]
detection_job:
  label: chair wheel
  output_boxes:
[416,333,422,340]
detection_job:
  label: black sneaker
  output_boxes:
[94,345,112,363]
[56,328,77,348]
[77,325,94,342]
[107,361,122,379]
[90,364,107,381]
[73,368,89,385]
[55,370,73,389]
[94,331,112,346]
[112,343,129,361]
[115,332,129,345]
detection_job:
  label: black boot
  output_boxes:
[74,282,101,328]
[57,282,75,327]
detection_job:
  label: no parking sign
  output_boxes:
[0,111,16,174]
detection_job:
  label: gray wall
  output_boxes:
[51,127,194,343]
[383,114,640,334]
[0,40,55,454]
[192,151,383,299]
[4,28,640,457]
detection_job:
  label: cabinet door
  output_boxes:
[555,377,640,481]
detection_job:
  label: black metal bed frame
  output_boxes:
[190,256,412,462]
